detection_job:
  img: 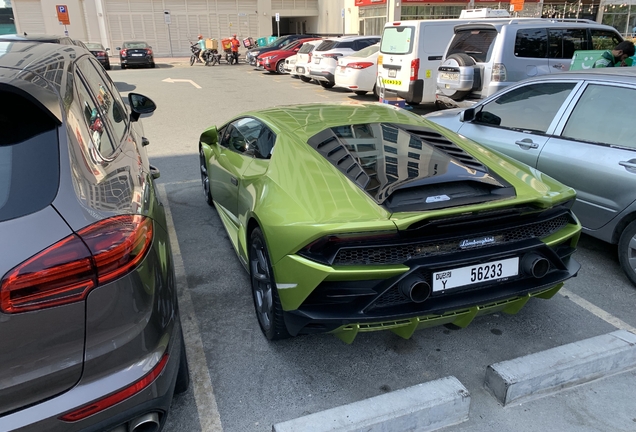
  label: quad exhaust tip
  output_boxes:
[399,277,432,303]
[521,253,550,279]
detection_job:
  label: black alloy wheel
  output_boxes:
[618,220,636,286]
[249,228,290,340]
[199,148,213,206]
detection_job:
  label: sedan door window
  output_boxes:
[233,117,276,158]
[474,82,576,133]
[561,84,635,147]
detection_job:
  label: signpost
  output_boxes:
[164,10,173,57]
[56,5,70,36]
[275,12,280,37]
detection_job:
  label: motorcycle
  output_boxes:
[190,42,222,66]
[190,42,202,66]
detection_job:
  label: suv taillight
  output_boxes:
[491,63,507,82]
[0,215,153,313]
[410,58,420,81]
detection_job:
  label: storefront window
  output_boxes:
[401,5,466,20]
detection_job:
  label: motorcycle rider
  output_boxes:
[230,34,240,65]
[197,35,206,63]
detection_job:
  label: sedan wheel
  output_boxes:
[319,81,335,89]
[199,148,213,206]
[618,221,636,286]
[276,61,285,74]
[249,228,290,340]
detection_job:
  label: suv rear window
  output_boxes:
[446,29,497,63]
[381,26,414,54]
[0,91,59,222]
[298,43,316,54]
[317,40,338,51]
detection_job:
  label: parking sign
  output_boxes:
[56,5,70,25]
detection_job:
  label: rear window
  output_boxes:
[317,40,338,51]
[446,29,498,63]
[122,42,149,49]
[381,26,414,54]
[350,44,380,58]
[0,91,59,222]
[298,43,316,54]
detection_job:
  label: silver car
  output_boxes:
[425,67,636,285]
[0,41,188,431]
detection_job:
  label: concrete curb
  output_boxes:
[485,329,636,406]
[272,376,470,432]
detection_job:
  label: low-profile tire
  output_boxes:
[200,148,213,206]
[249,228,290,340]
[173,327,190,395]
[150,62,156,68]
[319,80,335,89]
[299,75,311,83]
[354,90,368,96]
[618,220,636,286]
[276,60,285,74]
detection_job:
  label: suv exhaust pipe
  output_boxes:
[128,412,160,432]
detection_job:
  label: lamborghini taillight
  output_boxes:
[1,215,153,313]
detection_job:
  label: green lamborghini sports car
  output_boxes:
[199,102,581,343]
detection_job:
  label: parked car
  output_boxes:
[85,42,111,70]
[334,42,380,96]
[0,33,88,50]
[310,36,381,88]
[0,41,188,431]
[436,19,623,108]
[256,38,320,74]
[284,54,298,75]
[426,67,636,285]
[246,34,319,66]
[118,41,155,69]
[198,103,581,343]
[294,39,324,82]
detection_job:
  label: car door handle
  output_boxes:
[619,160,636,171]
[514,139,539,149]
[230,176,238,186]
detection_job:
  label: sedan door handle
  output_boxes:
[230,176,238,186]
[619,160,636,171]
[514,138,539,149]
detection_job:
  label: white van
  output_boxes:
[377,9,511,105]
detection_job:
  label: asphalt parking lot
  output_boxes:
[109,59,636,432]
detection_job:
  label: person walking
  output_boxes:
[230,34,240,65]
[197,35,206,64]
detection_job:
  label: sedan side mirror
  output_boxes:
[200,126,219,146]
[128,93,156,122]
[460,108,475,122]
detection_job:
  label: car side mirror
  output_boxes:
[128,93,156,122]
[200,126,219,146]
[460,108,475,122]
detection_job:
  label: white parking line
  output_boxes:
[560,288,636,334]
[157,184,224,432]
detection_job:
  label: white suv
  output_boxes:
[294,39,323,82]
[309,36,380,88]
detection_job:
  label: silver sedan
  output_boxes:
[425,67,636,285]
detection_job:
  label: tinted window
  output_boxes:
[298,43,317,54]
[561,84,634,147]
[336,41,354,49]
[475,82,576,133]
[75,76,116,157]
[0,91,59,222]
[122,42,149,49]
[317,40,338,51]
[234,117,276,159]
[590,29,623,50]
[548,29,588,59]
[351,44,380,58]
[447,29,497,63]
[381,26,414,54]
[515,28,547,58]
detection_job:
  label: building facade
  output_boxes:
[8,0,636,57]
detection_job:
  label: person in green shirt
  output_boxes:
[593,41,636,68]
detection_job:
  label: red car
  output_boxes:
[257,38,321,74]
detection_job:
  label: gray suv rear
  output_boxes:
[436,19,623,107]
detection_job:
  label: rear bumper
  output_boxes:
[310,70,335,83]
[121,56,153,65]
[395,79,424,104]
